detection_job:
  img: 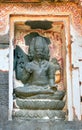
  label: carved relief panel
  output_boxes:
[12,18,67,120]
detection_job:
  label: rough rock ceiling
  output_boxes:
[0,0,80,3]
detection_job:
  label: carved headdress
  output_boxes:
[24,32,50,61]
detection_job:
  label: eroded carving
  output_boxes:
[14,33,65,120]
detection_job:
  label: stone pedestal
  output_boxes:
[13,109,65,120]
[16,98,65,110]
[13,97,65,120]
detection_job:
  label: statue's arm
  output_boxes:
[48,62,57,91]
[25,62,33,74]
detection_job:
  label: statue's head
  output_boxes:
[34,36,50,60]
[34,36,45,59]
[28,36,50,61]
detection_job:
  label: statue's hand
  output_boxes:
[50,84,57,91]
[49,79,57,91]
[25,63,32,74]
[27,68,32,73]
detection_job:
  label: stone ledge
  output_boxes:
[2,120,82,130]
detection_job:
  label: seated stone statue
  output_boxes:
[13,34,65,120]
[14,34,65,99]
[14,36,59,97]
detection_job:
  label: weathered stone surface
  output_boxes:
[0,43,9,49]
[0,71,9,122]
[0,71,8,85]
[0,3,82,35]
[16,98,65,110]
[13,109,66,120]
[15,90,65,100]
[2,120,82,130]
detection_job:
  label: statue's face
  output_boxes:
[33,38,46,59]
[35,48,43,59]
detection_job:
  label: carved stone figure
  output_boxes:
[14,34,65,120]
[14,36,57,96]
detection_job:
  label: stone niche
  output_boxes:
[9,15,71,121]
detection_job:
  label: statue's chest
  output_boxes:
[31,61,49,76]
